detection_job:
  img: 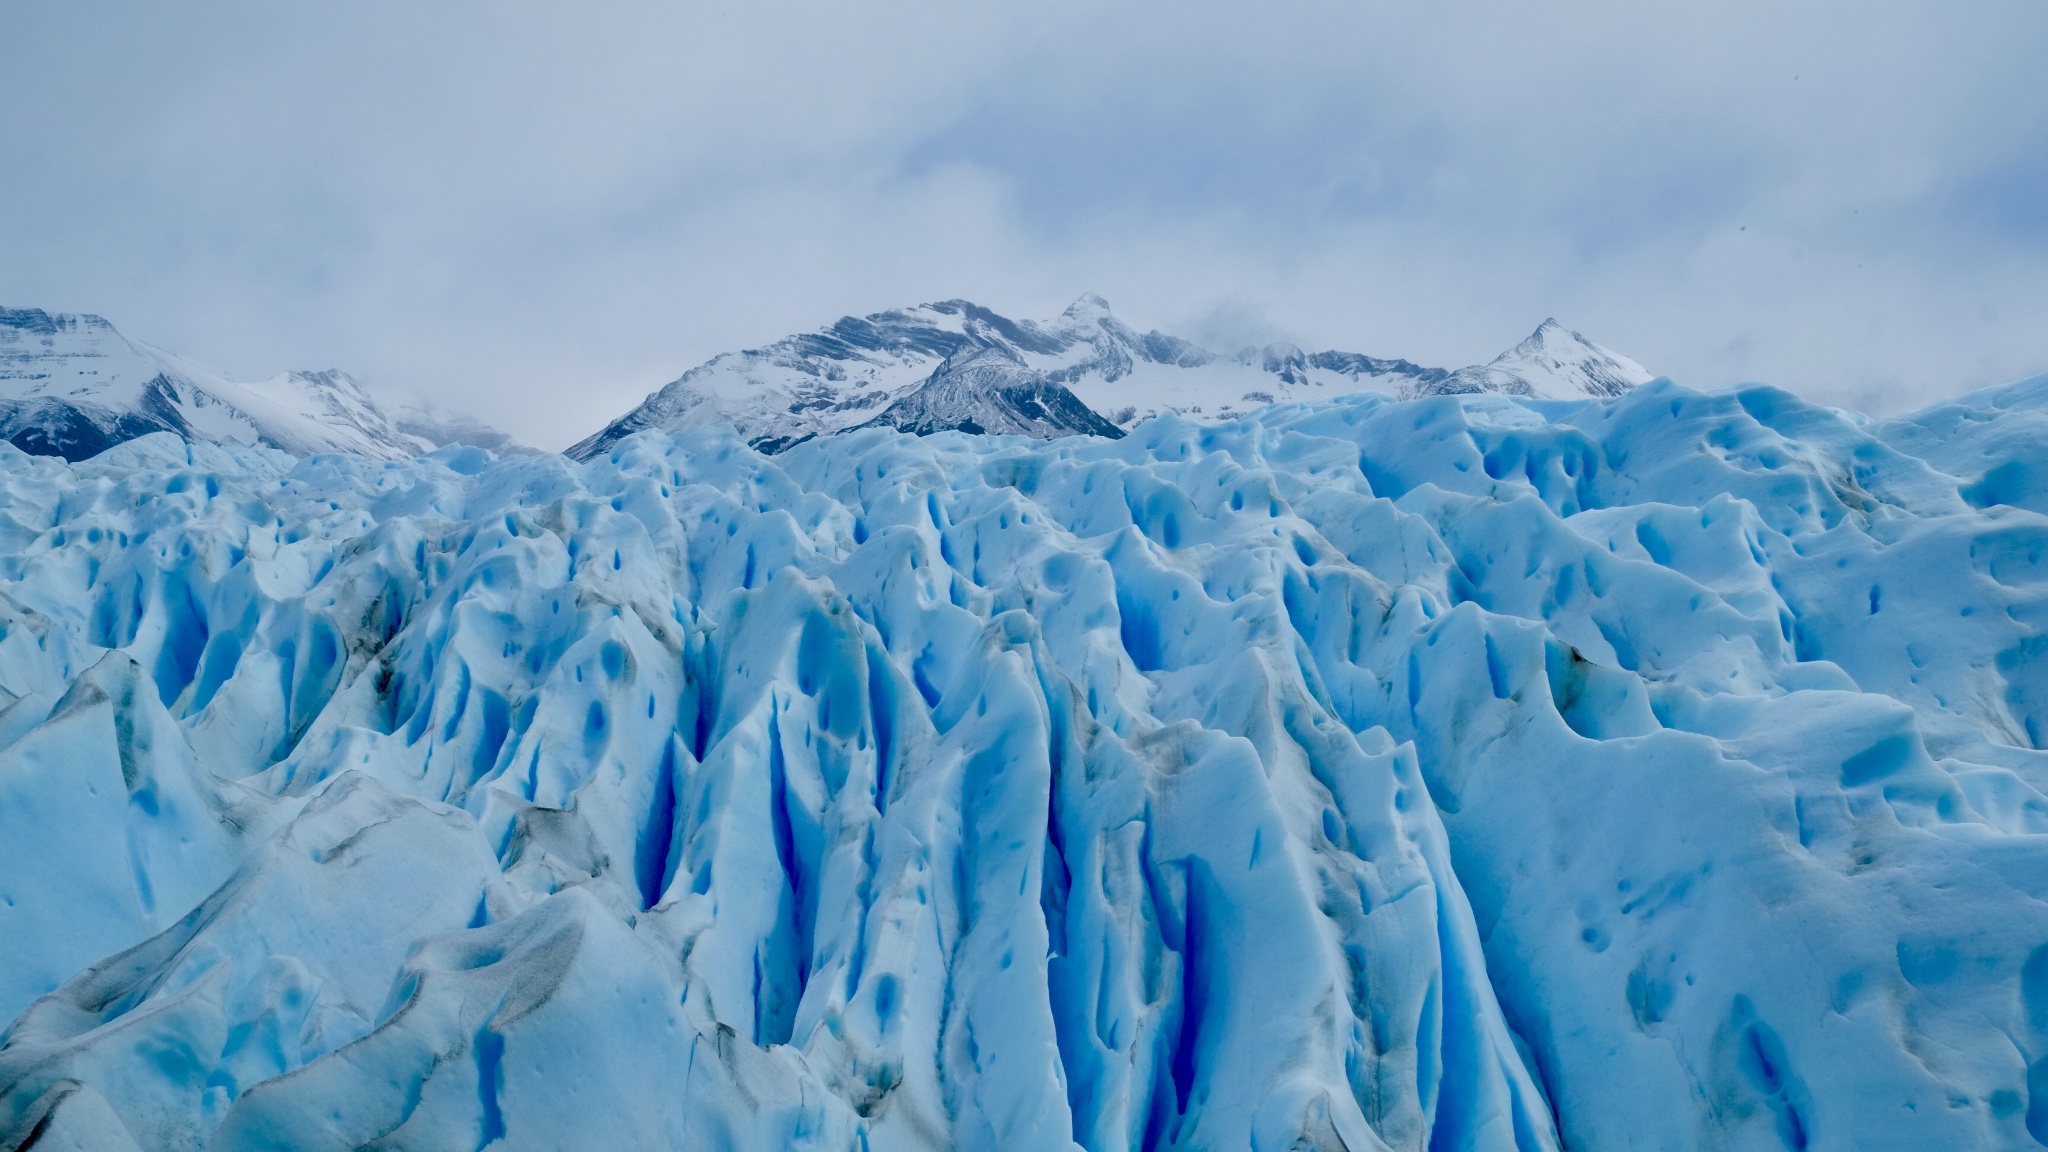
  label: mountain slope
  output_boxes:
[0,308,487,461]
[569,296,1650,458]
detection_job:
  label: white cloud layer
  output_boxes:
[3,0,2044,447]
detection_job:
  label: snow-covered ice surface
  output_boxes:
[2,375,2048,1150]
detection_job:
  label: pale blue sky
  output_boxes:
[3,0,2044,446]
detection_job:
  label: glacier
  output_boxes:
[0,374,2046,1151]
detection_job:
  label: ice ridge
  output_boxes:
[0,378,2046,1150]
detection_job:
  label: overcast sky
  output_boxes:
[4,0,2045,448]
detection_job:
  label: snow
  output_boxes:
[2,375,2046,1150]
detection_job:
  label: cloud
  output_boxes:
[2,0,2043,445]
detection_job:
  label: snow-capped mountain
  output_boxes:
[4,375,2047,1150]
[568,295,1651,458]
[0,308,507,461]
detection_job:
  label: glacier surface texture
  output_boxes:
[3,377,2048,1151]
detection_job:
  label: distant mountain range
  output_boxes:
[1,298,1654,463]
[566,295,1652,458]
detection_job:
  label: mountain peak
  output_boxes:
[1504,318,1592,360]
[1489,319,1653,399]
[1403,318,1652,401]
[1062,293,1114,319]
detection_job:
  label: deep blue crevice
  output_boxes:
[764,696,810,1042]
[470,689,512,791]
[867,645,897,812]
[1168,860,1207,1116]
[639,737,680,910]
[1117,589,1163,673]
[475,1024,506,1148]
[912,646,943,708]
[1483,633,1512,700]
[150,572,209,707]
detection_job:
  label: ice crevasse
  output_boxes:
[2,376,2048,1150]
